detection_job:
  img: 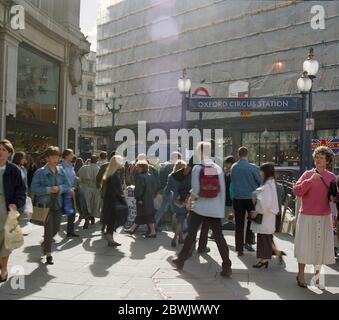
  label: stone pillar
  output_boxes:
[0,31,20,139]
[59,61,67,150]
[231,130,242,158]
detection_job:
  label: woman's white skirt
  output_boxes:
[294,213,335,265]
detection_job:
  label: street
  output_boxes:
[0,217,338,300]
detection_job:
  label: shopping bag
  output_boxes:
[4,210,24,251]
[30,205,49,226]
[20,196,33,222]
[30,194,50,226]
[154,193,162,210]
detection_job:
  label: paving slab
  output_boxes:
[0,221,338,300]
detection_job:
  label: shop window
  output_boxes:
[8,44,60,152]
[242,131,300,166]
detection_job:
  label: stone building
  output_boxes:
[95,0,339,171]
[78,51,97,158]
[0,0,90,154]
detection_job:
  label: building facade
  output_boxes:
[78,51,97,159]
[0,0,90,155]
[95,0,339,171]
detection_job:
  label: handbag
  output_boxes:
[30,195,50,226]
[316,170,337,201]
[63,192,75,217]
[249,211,263,224]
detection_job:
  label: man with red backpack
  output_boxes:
[172,141,232,277]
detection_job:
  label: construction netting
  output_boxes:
[95,0,339,127]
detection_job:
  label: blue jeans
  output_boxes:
[155,193,171,226]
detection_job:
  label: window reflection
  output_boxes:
[242,131,300,166]
[6,44,60,152]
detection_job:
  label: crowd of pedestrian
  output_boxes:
[0,138,338,290]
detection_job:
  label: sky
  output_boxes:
[80,0,99,52]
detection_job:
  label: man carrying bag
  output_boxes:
[31,147,72,265]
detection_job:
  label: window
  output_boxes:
[87,81,94,92]
[7,44,60,152]
[242,131,300,166]
[87,99,93,111]
[79,98,82,109]
[89,62,94,73]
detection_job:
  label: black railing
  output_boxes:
[279,175,297,216]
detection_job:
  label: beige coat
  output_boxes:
[78,164,101,218]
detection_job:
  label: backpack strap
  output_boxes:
[314,169,330,191]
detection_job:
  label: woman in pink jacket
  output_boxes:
[293,146,336,288]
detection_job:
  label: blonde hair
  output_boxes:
[102,155,124,186]
[196,141,212,159]
[171,160,187,174]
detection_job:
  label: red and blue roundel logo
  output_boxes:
[192,87,210,97]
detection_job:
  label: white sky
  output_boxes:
[80,0,99,52]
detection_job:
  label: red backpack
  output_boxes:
[199,165,220,198]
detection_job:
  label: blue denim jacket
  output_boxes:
[31,164,72,207]
[60,161,77,188]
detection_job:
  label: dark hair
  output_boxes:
[12,152,26,166]
[0,139,14,155]
[224,155,235,165]
[238,147,248,158]
[44,146,60,158]
[90,155,98,164]
[74,158,84,173]
[62,149,73,159]
[99,151,107,160]
[260,162,275,183]
[137,162,149,173]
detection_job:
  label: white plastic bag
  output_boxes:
[154,193,162,210]
[4,210,24,251]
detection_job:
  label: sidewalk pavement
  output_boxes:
[0,217,338,300]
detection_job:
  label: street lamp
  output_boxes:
[178,69,191,129]
[262,128,269,164]
[104,88,122,150]
[297,71,312,174]
[303,48,319,170]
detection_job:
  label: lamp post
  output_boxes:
[303,48,319,169]
[297,71,312,175]
[177,69,191,129]
[262,128,269,164]
[104,88,122,151]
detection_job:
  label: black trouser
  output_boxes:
[198,221,210,250]
[66,197,77,234]
[178,212,232,272]
[67,213,76,234]
[233,199,255,252]
[43,209,62,254]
